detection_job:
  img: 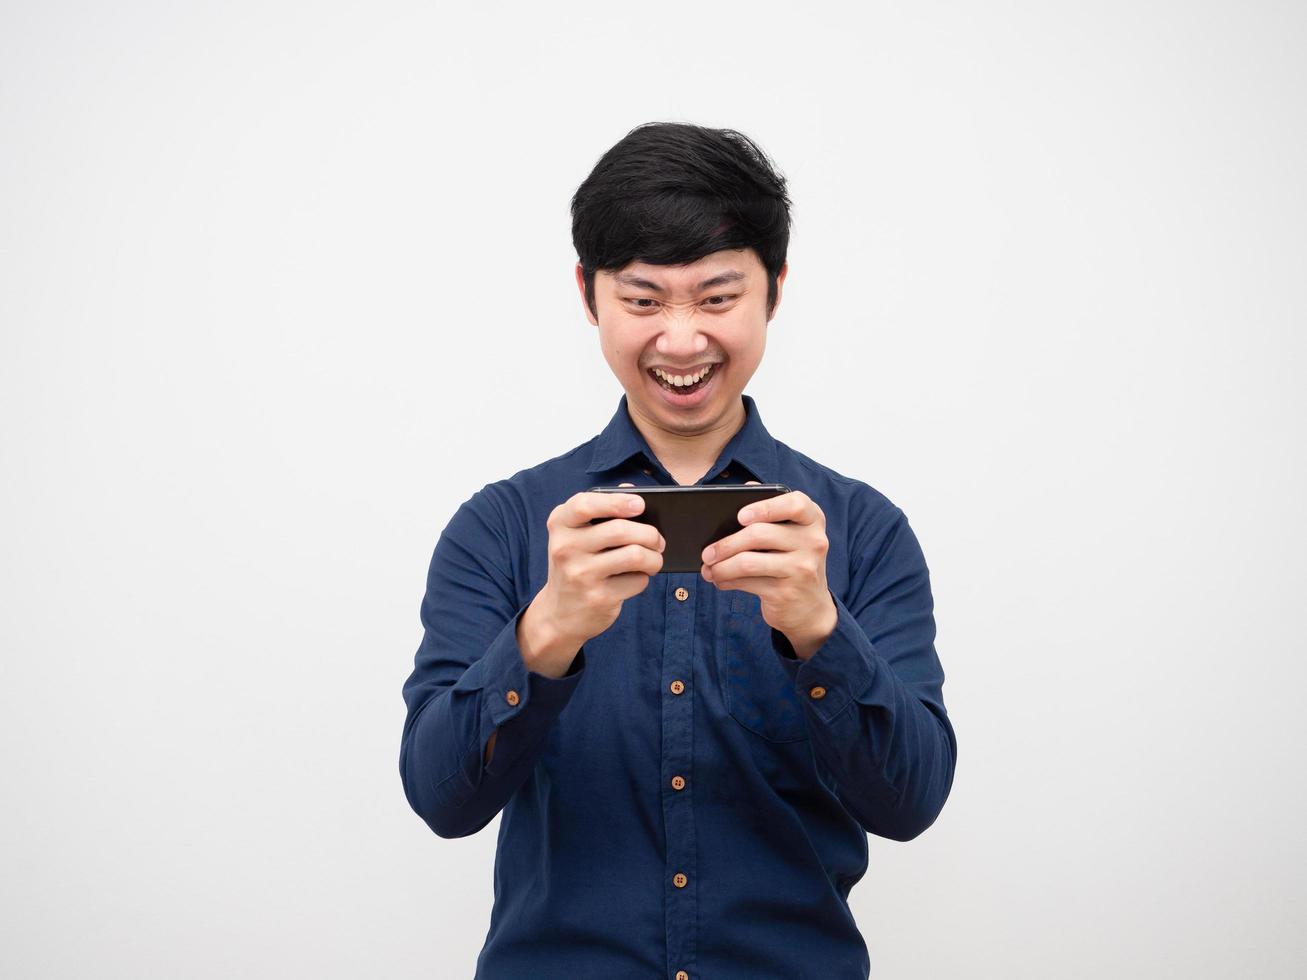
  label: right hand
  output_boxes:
[536,483,665,646]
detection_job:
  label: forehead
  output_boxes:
[603,248,761,291]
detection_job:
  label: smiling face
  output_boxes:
[576,247,787,444]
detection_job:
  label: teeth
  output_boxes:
[653,364,715,386]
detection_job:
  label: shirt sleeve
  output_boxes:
[769,502,957,842]
[399,484,586,839]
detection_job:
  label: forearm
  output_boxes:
[400,599,586,838]
[774,592,956,841]
[808,659,955,842]
[484,600,583,764]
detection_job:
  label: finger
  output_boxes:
[589,536,665,576]
[567,489,645,527]
[740,490,816,527]
[585,485,662,551]
[591,517,664,554]
[703,572,778,597]
[704,551,791,589]
[702,521,790,566]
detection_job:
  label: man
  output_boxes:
[399,121,957,980]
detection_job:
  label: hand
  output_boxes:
[700,481,837,657]
[536,483,666,648]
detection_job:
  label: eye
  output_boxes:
[703,295,737,307]
[626,297,659,309]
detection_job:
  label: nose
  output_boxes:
[653,308,711,363]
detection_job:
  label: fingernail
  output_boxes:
[628,498,642,512]
[703,545,716,562]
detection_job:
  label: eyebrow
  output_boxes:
[613,269,746,293]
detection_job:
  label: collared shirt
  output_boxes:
[399,393,957,980]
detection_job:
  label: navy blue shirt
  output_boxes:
[399,393,957,980]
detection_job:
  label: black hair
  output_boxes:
[570,121,792,320]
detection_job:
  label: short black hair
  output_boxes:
[571,121,792,320]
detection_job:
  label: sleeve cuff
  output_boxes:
[770,589,879,726]
[465,602,587,785]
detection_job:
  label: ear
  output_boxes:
[767,260,788,322]
[575,262,599,326]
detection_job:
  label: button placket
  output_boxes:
[659,573,698,979]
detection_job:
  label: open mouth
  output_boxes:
[647,363,719,400]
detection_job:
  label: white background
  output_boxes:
[3,1,1305,977]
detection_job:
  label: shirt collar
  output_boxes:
[585,392,779,484]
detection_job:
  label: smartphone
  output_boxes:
[587,483,792,573]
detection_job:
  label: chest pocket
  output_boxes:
[717,590,810,743]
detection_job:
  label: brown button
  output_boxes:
[676,972,689,980]
[808,685,827,700]
[505,690,520,706]
[671,775,686,790]
[669,680,685,695]
[642,467,652,476]
[673,872,687,888]
[675,586,689,601]
[721,469,730,479]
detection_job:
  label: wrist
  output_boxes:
[518,589,583,679]
[787,594,839,661]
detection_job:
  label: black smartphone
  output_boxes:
[586,483,792,573]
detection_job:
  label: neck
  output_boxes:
[629,395,746,485]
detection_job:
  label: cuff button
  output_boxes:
[505,690,520,706]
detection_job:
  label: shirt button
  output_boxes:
[675,586,689,601]
[808,685,827,700]
[642,467,652,476]
[676,972,689,980]
[505,690,520,706]
[721,469,731,479]
[670,680,685,695]
[673,872,688,888]
[671,775,686,790]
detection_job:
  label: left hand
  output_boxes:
[701,482,837,647]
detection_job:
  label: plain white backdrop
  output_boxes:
[2,1,1304,977]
